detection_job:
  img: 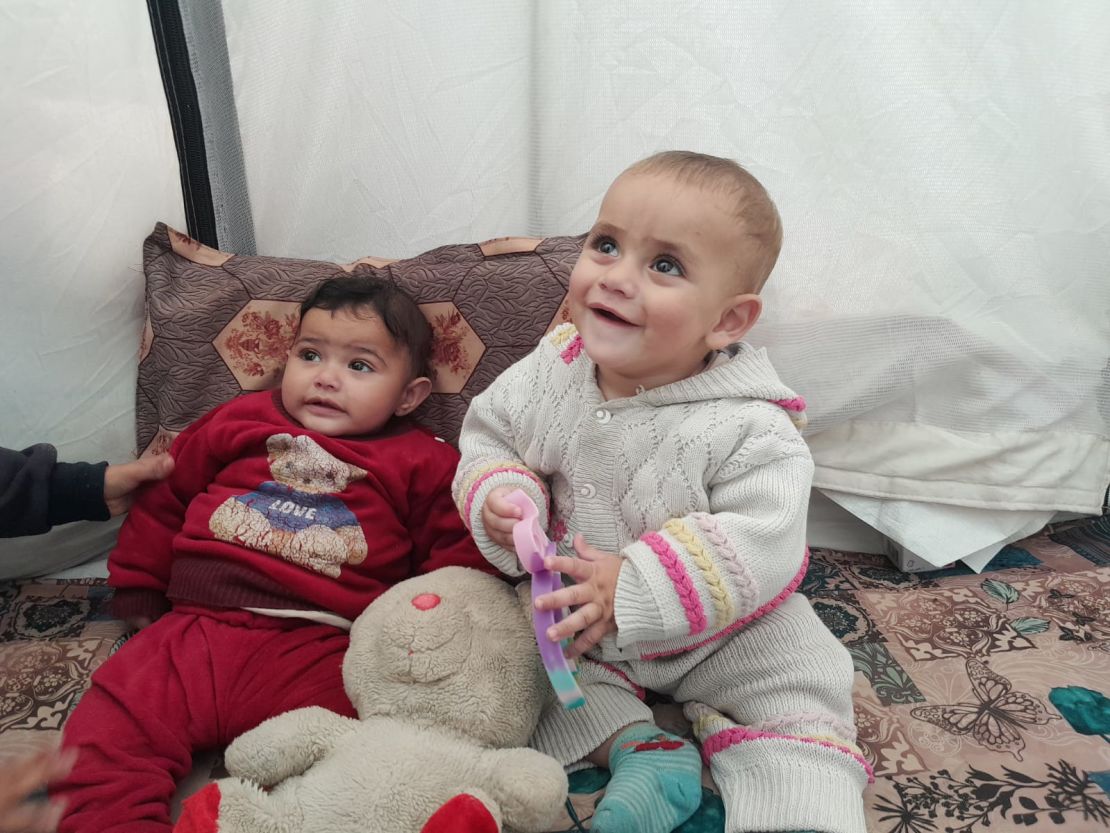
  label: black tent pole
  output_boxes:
[146,0,219,248]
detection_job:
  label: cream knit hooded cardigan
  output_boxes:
[453,324,813,660]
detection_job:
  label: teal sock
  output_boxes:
[591,723,702,833]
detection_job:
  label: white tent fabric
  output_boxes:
[222,0,1109,565]
[223,0,537,259]
[0,2,185,575]
[1,0,1106,574]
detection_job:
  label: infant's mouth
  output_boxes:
[305,398,342,413]
[592,307,635,327]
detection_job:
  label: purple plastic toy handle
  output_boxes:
[505,489,586,710]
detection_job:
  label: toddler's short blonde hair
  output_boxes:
[623,151,783,291]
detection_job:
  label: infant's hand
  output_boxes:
[480,486,524,551]
[124,616,153,632]
[0,745,75,833]
[103,453,175,517]
[534,534,621,658]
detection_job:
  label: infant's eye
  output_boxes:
[652,257,683,277]
[595,238,618,257]
[350,360,373,373]
[300,349,321,362]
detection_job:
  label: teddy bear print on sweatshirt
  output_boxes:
[209,433,369,576]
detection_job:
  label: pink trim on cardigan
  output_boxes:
[641,532,708,636]
[701,725,874,783]
[640,549,809,660]
[771,396,806,412]
[591,660,646,700]
[560,335,584,364]
[463,467,548,524]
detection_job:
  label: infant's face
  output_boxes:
[567,171,753,398]
[281,307,416,437]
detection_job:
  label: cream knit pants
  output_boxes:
[531,593,869,833]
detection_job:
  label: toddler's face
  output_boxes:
[281,307,421,436]
[568,172,757,398]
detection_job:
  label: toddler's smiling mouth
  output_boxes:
[590,305,636,327]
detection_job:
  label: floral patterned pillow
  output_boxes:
[137,223,580,454]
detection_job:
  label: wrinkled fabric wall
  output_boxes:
[0,1,185,574]
[2,1,1106,573]
[223,0,1109,565]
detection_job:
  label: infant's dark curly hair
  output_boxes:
[299,275,433,380]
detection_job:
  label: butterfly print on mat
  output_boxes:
[910,658,1059,761]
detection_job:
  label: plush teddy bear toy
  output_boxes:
[174,566,568,833]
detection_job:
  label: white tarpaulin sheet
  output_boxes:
[0,1,185,575]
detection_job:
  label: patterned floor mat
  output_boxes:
[2,518,1108,832]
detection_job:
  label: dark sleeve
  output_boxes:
[0,444,109,538]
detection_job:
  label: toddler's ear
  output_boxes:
[394,376,433,417]
[708,294,762,349]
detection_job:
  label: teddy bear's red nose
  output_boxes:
[411,593,441,611]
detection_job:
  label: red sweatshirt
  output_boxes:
[110,390,493,623]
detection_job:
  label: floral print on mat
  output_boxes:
[1,519,1108,832]
[874,760,1110,832]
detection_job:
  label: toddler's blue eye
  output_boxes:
[653,257,682,277]
[301,349,321,362]
[596,239,618,256]
[350,360,373,373]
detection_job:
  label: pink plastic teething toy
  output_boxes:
[505,489,587,710]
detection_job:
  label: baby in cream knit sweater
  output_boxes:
[454,151,869,833]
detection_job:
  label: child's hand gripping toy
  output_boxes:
[505,489,587,710]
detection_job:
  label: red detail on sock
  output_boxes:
[633,739,686,752]
[421,793,500,833]
[173,782,222,833]
[620,733,686,753]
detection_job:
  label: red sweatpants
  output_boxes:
[53,605,356,833]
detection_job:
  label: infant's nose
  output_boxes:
[411,593,441,611]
